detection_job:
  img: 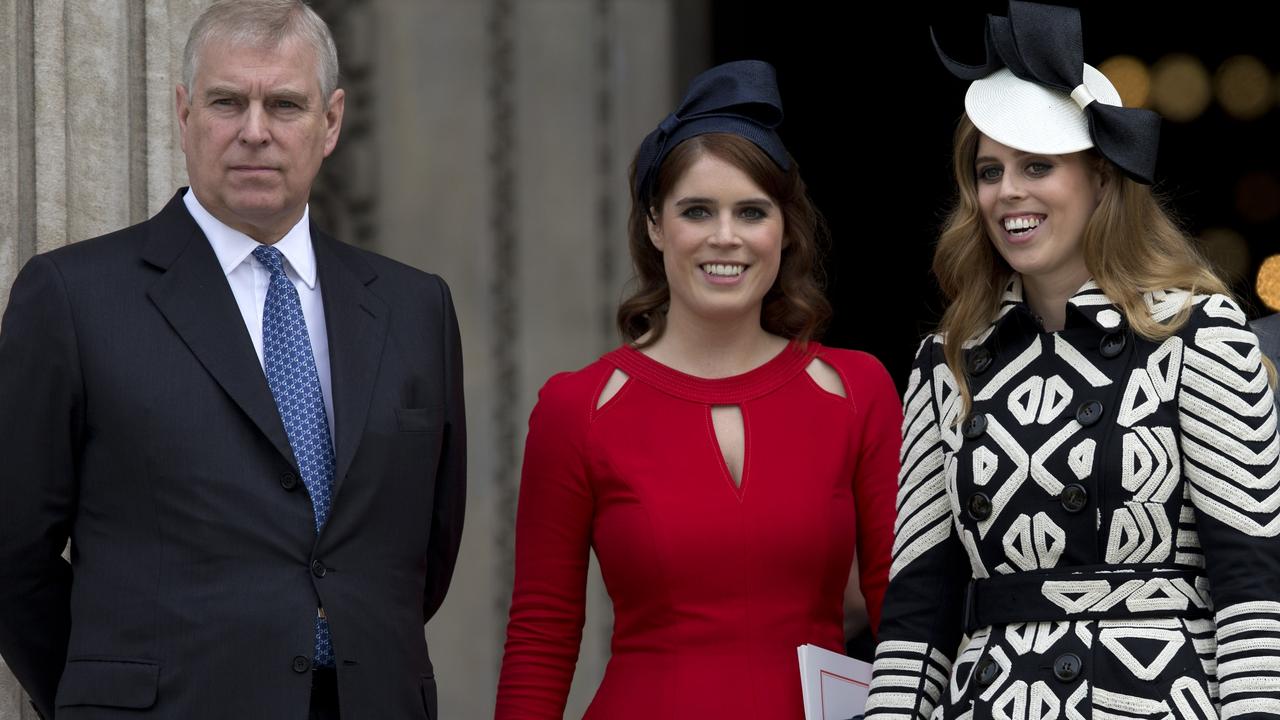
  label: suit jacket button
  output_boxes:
[975,656,1000,686]
[312,560,327,578]
[1075,400,1104,427]
[292,655,312,673]
[1053,652,1082,682]
[967,492,993,521]
[1060,484,1089,513]
[1099,332,1127,358]
[963,413,988,440]
[280,472,299,491]
[966,347,993,376]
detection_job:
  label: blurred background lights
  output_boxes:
[1259,255,1280,312]
[1099,55,1151,108]
[1151,53,1212,122]
[1216,55,1272,120]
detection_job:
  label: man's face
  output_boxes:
[176,36,343,243]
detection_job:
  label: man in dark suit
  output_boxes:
[0,1,465,718]
[1257,312,1280,403]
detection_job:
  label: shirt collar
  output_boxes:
[183,188,317,289]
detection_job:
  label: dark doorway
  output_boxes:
[711,1,1280,390]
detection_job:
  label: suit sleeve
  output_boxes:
[1177,296,1280,720]
[845,352,903,636]
[1247,314,1280,405]
[0,255,84,719]
[494,374,593,719]
[864,338,971,720]
[423,276,467,622]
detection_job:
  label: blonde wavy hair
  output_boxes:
[935,115,1273,417]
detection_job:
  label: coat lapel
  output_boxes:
[313,228,388,498]
[142,191,299,471]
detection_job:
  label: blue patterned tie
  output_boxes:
[252,245,336,668]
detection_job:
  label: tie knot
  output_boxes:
[252,245,287,278]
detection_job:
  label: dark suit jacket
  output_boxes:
[1256,313,1280,404]
[1259,312,1280,407]
[0,190,466,719]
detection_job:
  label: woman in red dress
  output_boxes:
[495,60,900,719]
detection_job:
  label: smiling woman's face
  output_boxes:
[647,152,784,327]
[975,133,1102,290]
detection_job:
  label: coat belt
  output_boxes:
[963,563,1211,634]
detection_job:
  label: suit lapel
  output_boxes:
[143,192,299,471]
[313,229,388,498]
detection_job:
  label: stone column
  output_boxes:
[368,1,676,716]
[0,0,206,319]
[0,3,211,716]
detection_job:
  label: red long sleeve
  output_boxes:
[833,349,903,633]
[495,369,597,718]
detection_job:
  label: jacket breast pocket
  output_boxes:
[397,406,444,434]
[55,658,160,710]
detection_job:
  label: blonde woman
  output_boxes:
[866,2,1280,718]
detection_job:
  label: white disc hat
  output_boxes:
[933,1,1161,183]
[965,64,1123,155]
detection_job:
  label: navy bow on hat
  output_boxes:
[634,60,790,211]
[933,0,1161,184]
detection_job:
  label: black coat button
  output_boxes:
[1075,400,1104,427]
[280,472,299,491]
[1053,652,1082,682]
[312,560,327,578]
[967,347,993,376]
[962,413,988,440]
[292,655,311,673]
[1099,332,1127,359]
[975,656,1000,686]
[967,492,993,521]
[1060,484,1089,513]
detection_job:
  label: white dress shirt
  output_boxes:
[183,189,335,438]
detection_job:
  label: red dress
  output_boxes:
[495,342,900,718]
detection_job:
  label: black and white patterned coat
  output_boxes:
[865,278,1280,720]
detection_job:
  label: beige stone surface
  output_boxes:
[64,3,132,244]
[0,0,23,321]
[370,1,673,717]
[32,0,68,254]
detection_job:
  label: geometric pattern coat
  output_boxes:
[865,278,1280,720]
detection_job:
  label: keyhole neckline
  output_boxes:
[606,341,819,405]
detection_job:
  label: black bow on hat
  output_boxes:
[933,0,1161,184]
[634,60,790,211]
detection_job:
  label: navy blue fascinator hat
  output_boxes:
[933,0,1161,184]
[633,60,790,212]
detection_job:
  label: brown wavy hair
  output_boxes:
[936,114,1274,418]
[617,133,830,346]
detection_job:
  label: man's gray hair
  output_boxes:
[182,0,340,105]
